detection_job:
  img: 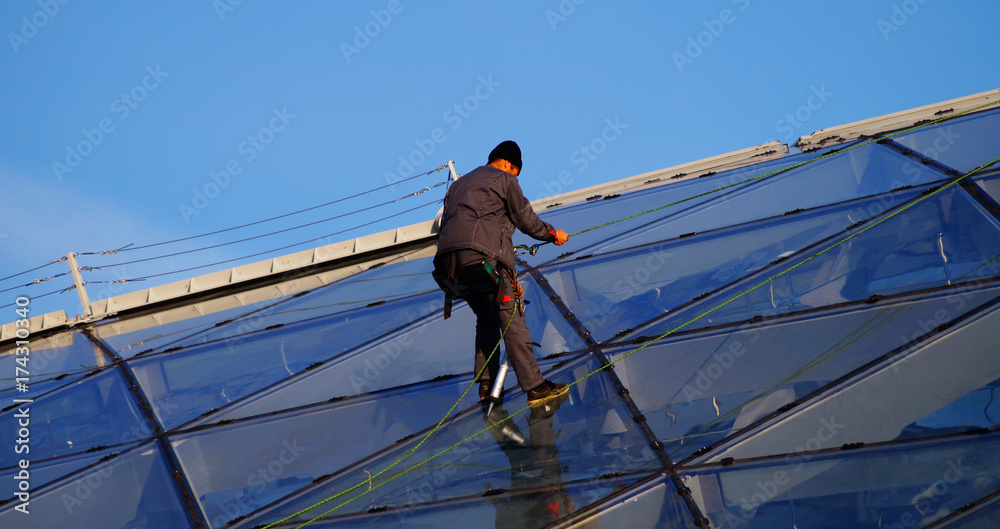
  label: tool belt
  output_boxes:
[433,252,523,319]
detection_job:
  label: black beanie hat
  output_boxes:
[488,140,522,171]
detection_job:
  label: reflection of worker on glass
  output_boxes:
[483,399,573,528]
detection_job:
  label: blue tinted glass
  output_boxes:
[0,368,150,466]
[0,331,105,390]
[232,356,661,527]
[0,368,88,403]
[94,304,268,359]
[893,107,1000,173]
[0,442,192,528]
[587,142,947,256]
[160,255,441,353]
[914,378,1000,437]
[603,284,1000,462]
[973,171,1000,206]
[128,290,447,430]
[0,447,124,502]
[631,186,1000,339]
[680,432,1000,529]
[541,189,922,342]
[245,475,655,529]
[936,495,1000,528]
[562,475,699,529]
[205,275,587,421]
[172,356,573,526]
[515,150,824,266]
[93,251,437,358]
[705,297,1000,462]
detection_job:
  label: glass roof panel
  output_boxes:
[169,256,441,352]
[973,171,1000,207]
[127,290,447,430]
[585,142,947,256]
[933,494,1000,528]
[0,368,150,466]
[706,298,1000,462]
[93,297,288,360]
[603,283,1000,462]
[0,330,106,391]
[540,189,922,342]
[680,432,1000,529]
[0,367,90,403]
[170,355,572,525]
[893,107,1000,173]
[561,475,699,529]
[629,185,1000,339]
[247,475,654,529]
[207,275,587,420]
[0,442,193,528]
[514,150,828,266]
[232,356,661,527]
[0,446,124,503]
[92,252,437,358]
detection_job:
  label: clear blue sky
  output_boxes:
[2,0,998,318]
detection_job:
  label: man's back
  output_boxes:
[437,164,553,270]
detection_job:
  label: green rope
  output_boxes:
[260,300,521,529]
[259,101,1000,527]
[517,99,1000,257]
[269,153,1000,528]
[666,252,1000,458]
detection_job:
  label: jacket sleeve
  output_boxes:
[503,174,557,242]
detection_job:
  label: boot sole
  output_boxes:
[527,386,569,407]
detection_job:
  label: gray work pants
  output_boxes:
[464,282,544,392]
[441,249,544,392]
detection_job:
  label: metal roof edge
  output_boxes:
[1,310,69,342]
[7,140,790,337]
[795,88,1000,151]
[11,89,998,337]
[1,220,440,342]
[86,218,440,318]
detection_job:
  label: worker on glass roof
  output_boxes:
[433,140,571,411]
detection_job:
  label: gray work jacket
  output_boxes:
[436,165,556,270]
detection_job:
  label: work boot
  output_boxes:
[479,380,491,401]
[526,380,569,408]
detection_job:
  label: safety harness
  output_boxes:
[433,252,523,319]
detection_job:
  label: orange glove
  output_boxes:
[552,229,569,246]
